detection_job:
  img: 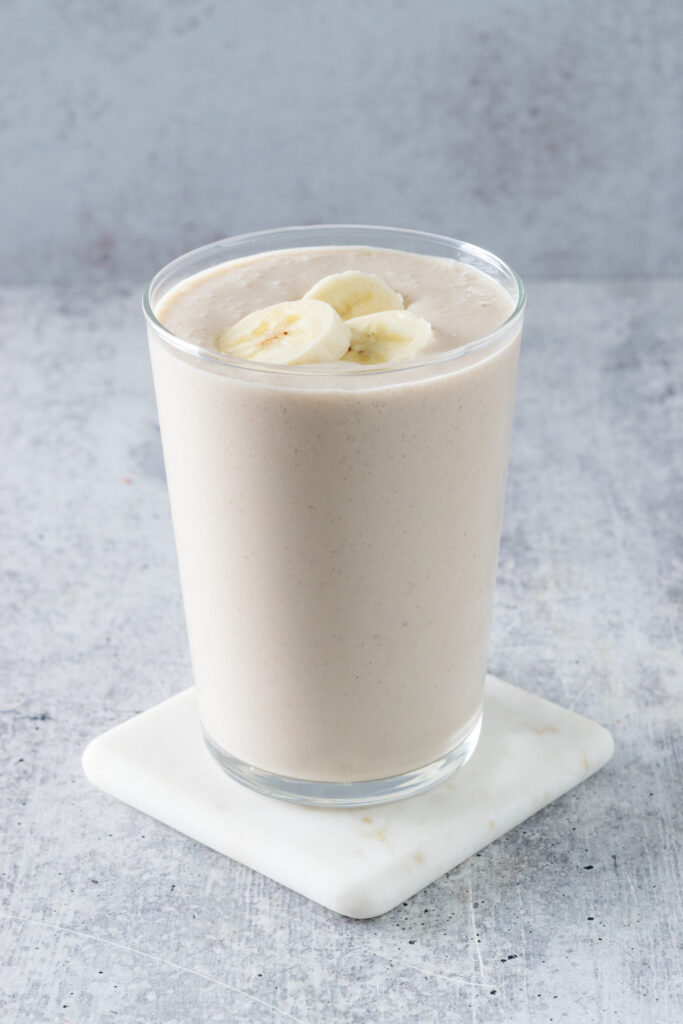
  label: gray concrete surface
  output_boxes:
[2,0,683,284]
[1,280,681,1021]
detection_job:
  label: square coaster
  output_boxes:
[82,676,613,918]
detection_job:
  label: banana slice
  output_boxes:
[303,271,404,320]
[216,299,351,365]
[343,310,433,365]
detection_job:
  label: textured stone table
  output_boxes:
[1,281,681,1022]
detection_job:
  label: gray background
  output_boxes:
[2,0,682,284]
[2,3,683,1023]
[2,279,682,1023]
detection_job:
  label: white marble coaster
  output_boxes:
[82,677,613,919]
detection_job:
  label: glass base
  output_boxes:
[202,712,482,807]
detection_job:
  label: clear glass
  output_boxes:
[143,225,525,806]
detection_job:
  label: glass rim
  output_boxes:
[142,224,526,379]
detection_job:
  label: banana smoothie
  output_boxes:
[145,229,524,804]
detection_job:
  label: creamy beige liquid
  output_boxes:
[151,247,520,782]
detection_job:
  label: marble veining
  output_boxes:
[82,677,614,919]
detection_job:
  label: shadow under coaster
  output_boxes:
[82,676,614,919]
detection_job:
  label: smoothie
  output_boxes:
[146,234,523,799]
